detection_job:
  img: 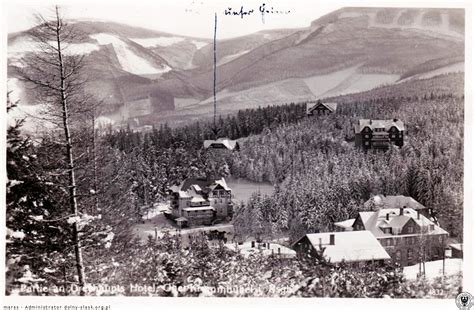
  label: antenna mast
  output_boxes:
[213,12,217,135]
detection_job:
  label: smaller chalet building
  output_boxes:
[354,119,404,149]
[203,138,240,151]
[293,231,390,266]
[168,178,233,227]
[306,102,338,116]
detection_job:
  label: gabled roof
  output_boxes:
[334,219,355,230]
[355,119,405,133]
[388,215,411,230]
[307,102,338,114]
[364,195,425,211]
[359,212,374,225]
[177,177,231,192]
[362,208,447,238]
[203,138,239,150]
[303,231,390,263]
[213,178,231,191]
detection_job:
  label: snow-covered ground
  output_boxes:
[403,258,462,280]
[397,62,464,84]
[225,241,296,258]
[8,37,100,59]
[91,33,171,75]
[217,50,251,66]
[191,40,209,49]
[142,202,170,220]
[131,36,185,47]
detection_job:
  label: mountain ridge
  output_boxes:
[7,7,465,132]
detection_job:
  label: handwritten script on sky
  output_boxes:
[223,3,291,23]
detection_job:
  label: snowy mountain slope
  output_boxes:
[90,33,171,75]
[7,8,465,132]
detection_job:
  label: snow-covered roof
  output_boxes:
[177,177,232,193]
[363,208,447,238]
[178,191,191,198]
[191,184,202,192]
[359,212,373,225]
[304,231,391,263]
[355,119,405,133]
[203,138,239,150]
[364,195,425,211]
[183,206,215,212]
[449,243,462,251]
[306,102,338,114]
[334,219,355,230]
[191,196,206,203]
[213,178,231,191]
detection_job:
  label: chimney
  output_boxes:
[329,234,335,245]
[386,213,389,221]
[399,208,403,216]
[393,118,398,122]
[319,238,322,247]
[417,210,420,220]
[369,120,372,125]
[251,241,255,248]
[428,208,432,215]
[277,247,281,255]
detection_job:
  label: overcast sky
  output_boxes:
[5,0,346,39]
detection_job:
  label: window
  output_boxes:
[391,134,395,138]
[407,226,414,234]
[365,134,370,138]
[407,249,413,260]
[439,235,444,243]
[395,250,401,260]
[365,141,369,146]
[386,239,392,246]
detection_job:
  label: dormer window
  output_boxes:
[383,227,392,234]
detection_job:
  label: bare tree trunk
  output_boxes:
[91,113,99,211]
[54,6,86,294]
